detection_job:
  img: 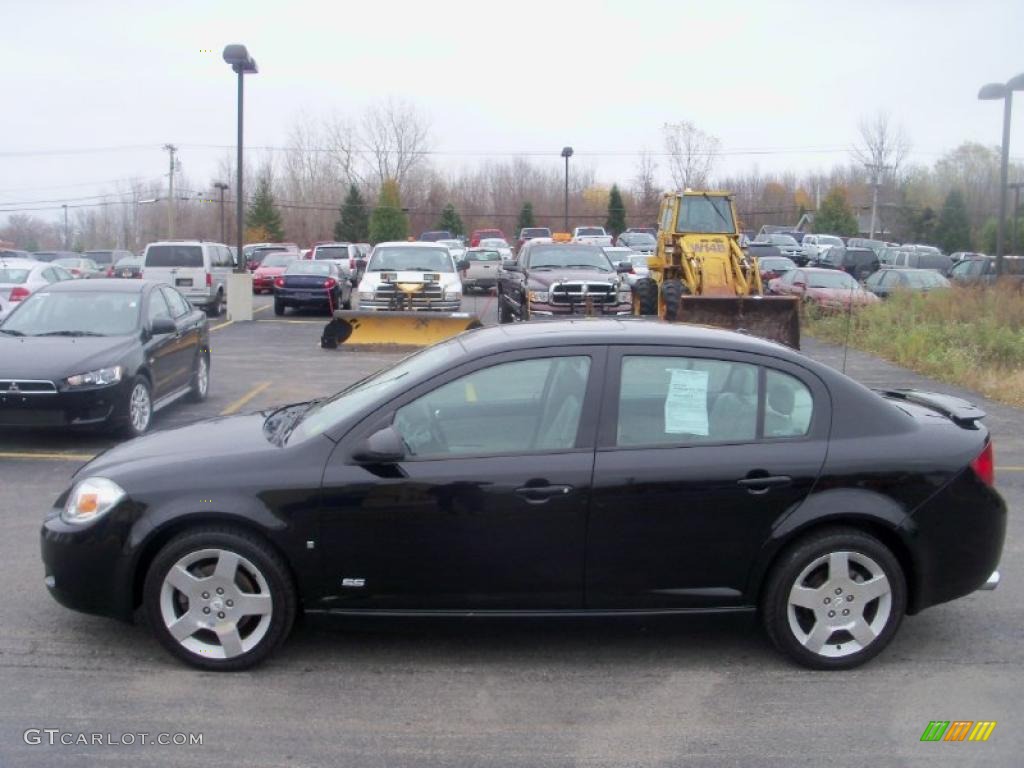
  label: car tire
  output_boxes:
[762,527,906,670]
[633,277,659,316]
[498,292,513,324]
[118,376,153,438]
[143,526,297,671]
[661,279,686,321]
[188,351,210,403]
[206,291,222,318]
[341,291,351,310]
[274,300,285,316]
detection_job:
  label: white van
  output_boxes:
[356,241,465,311]
[142,240,234,317]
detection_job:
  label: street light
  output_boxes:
[561,146,573,232]
[978,72,1024,276]
[213,182,230,244]
[223,44,257,274]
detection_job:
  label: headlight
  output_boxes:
[445,290,462,301]
[66,365,123,388]
[358,291,376,301]
[61,477,126,525]
[528,291,548,303]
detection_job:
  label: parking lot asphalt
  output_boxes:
[1,292,1021,767]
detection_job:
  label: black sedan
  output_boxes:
[40,320,1004,671]
[0,279,209,436]
[274,260,352,315]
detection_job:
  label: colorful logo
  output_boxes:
[920,721,996,742]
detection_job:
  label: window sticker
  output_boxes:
[664,368,709,435]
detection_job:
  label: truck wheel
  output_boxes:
[661,279,686,321]
[633,278,659,316]
[206,291,222,318]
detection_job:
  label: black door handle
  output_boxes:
[515,485,573,504]
[737,475,792,494]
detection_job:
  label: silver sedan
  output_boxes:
[0,259,75,320]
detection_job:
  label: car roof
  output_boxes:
[0,258,42,267]
[41,277,150,293]
[375,241,450,248]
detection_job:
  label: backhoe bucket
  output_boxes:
[671,296,801,349]
[322,310,483,349]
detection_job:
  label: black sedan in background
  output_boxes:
[0,279,209,436]
[41,320,1004,671]
[274,260,351,315]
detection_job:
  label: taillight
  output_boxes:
[9,287,30,301]
[106,266,115,277]
[970,441,995,487]
[324,278,337,289]
[206,273,212,287]
[274,277,285,288]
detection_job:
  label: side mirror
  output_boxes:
[616,261,633,273]
[354,258,367,271]
[456,259,470,272]
[150,316,176,335]
[352,426,406,464]
[502,261,520,272]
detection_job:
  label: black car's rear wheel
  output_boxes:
[632,277,659,316]
[188,352,210,402]
[274,299,285,316]
[762,527,906,670]
[144,527,296,671]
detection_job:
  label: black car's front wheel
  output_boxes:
[117,377,152,438]
[762,527,906,670]
[143,527,297,671]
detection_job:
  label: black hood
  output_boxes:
[0,334,138,381]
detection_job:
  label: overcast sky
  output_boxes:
[2,0,1022,226]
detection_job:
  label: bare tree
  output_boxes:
[853,112,910,236]
[359,96,432,188]
[663,121,720,190]
[631,149,661,223]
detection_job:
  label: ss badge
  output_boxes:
[341,578,366,588]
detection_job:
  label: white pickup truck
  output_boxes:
[571,226,614,246]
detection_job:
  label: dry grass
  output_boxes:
[804,283,1024,407]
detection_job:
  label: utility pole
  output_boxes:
[164,144,178,238]
[865,162,891,239]
[1009,181,1023,255]
[62,204,69,249]
[213,182,230,243]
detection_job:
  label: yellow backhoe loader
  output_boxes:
[631,191,800,347]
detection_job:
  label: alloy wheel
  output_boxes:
[129,382,151,433]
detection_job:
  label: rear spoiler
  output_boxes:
[879,389,986,428]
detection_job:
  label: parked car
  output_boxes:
[621,253,653,287]
[0,248,33,260]
[0,259,75,320]
[356,242,464,311]
[438,238,467,262]
[470,228,506,247]
[887,247,952,274]
[39,319,1004,671]
[108,255,143,279]
[53,257,103,279]
[755,233,803,261]
[253,252,300,294]
[758,256,798,283]
[243,243,299,271]
[31,250,83,263]
[949,251,985,268]
[142,240,235,317]
[947,254,1024,285]
[478,237,514,261]
[516,227,553,251]
[811,246,880,282]
[83,249,135,270]
[460,248,503,292]
[769,267,880,310]
[864,268,951,299]
[624,227,657,237]
[0,279,209,436]
[799,234,844,264]
[419,230,452,242]
[846,238,888,254]
[310,242,359,281]
[273,260,351,315]
[497,242,632,322]
[615,232,657,253]
[572,226,614,246]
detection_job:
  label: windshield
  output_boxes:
[1,290,141,335]
[314,247,350,260]
[522,228,550,238]
[288,341,461,443]
[769,234,799,246]
[466,250,501,262]
[819,236,844,246]
[903,271,950,288]
[678,196,736,234]
[808,272,858,289]
[54,258,83,268]
[84,250,115,265]
[576,227,605,236]
[114,257,142,268]
[761,257,796,271]
[0,268,31,284]
[368,247,453,273]
[526,245,612,272]
[620,233,656,247]
[262,253,297,267]
[286,262,332,276]
[479,238,509,248]
[146,245,202,268]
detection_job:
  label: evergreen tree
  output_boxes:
[334,184,369,242]
[436,203,465,237]
[517,202,536,232]
[813,188,859,237]
[246,177,284,241]
[935,189,972,253]
[368,179,408,244]
[605,184,627,236]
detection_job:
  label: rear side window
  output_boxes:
[616,356,814,446]
[146,245,203,268]
[0,268,29,284]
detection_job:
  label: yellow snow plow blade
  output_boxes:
[321,310,483,348]
[671,295,801,349]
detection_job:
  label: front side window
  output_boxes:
[394,356,591,457]
[161,286,191,317]
[616,356,813,447]
[147,289,172,325]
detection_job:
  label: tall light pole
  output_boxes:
[978,73,1024,276]
[163,144,178,238]
[223,44,258,273]
[213,182,229,243]
[561,146,573,232]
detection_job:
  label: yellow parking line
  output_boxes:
[210,319,234,332]
[0,451,96,461]
[1000,466,1024,472]
[256,319,324,325]
[253,304,271,314]
[219,381,272,416]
